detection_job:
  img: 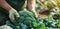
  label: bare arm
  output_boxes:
[0,0,20,25]
[27,0,36,12]
[27,0,38,17]
[0,0,13,11]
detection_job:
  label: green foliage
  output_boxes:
[16,26,20,29]
[57,20,60,27]
[18,10,36,26]
[15,10,49,29]
[40,24,46,29]
[57,23,60,27]
[45,27,49,29]
[33,22,39,27]
[15,10,57,29]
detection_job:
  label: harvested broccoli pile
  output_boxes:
[14,10,48,29]
[7,10,60,29]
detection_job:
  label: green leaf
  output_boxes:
[33,22,39,27]
[40,24,46,29]
[16,26,20,29]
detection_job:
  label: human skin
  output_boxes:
[0,0,12,11]
[0,0,38,17]
[27,0,36,12]
[0,0,36,11]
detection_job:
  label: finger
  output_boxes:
[15,12,20,17]
[35,13,38,17]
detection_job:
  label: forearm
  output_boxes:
[27,0,36,13]
[0,0,13,11]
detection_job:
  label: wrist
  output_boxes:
[9,8,16,13]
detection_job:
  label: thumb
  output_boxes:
[9,14,15,22]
